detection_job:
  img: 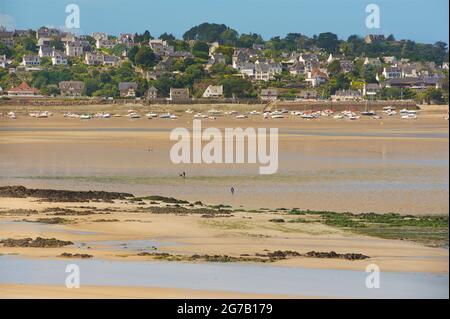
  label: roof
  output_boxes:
[170,88,189,93]
[365,83,380,89]
[333,89,361,96]
[148,86,158,92]
[8,82,39,94]
[386,76,442,85]
[59,81,85,90]
[119,82,138,90]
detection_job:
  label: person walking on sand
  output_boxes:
[231,187,235,195]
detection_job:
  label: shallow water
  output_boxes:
[0,221,98,236]
[0,256,448,298]
[0,122,448,214]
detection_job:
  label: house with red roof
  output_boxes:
[7,82,41,96]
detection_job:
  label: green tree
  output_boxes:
[134,46,158,68]
[192,41,209,59]
[316,32,340,53]
[327,60,342,76]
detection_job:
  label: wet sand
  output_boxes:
[0,108,448,214]
[0,105,448,298]
[0,284,298,299]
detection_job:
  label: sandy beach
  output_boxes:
[0,104,448,298]
[0,104,448,214]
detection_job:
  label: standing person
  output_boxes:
[230,187,235,195]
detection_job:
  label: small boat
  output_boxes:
[235,114,247,119]
[271,110,283,116]
[170,114,178,119]
[185,109,194,114]
[159,113,172,119]
[194,113,206,119]
[208,109,222,116]
[146,112,158,118]
[249,110,260,115]
[361,111,376,116]
[80,114,91,120]
[271,114,284,119]
[333,114,344,119]
[127,112,140,119]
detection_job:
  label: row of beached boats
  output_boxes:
[2,106,425,121]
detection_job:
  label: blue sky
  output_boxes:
[0,0,448,43]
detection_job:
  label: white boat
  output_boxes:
[146,112,158,118]
[80,114,91,120]
[235,114,247,119]
[301,113,315,119]
[127,112,140,119]
[185,109,194,114]
[249,110,260,115]
[194,113,206,119]
[169,114,178,119]
[208,109,222,116]
[333,114,344,119]
[159,113,172,119]
[36,112,49,118]
[400,108,409,114]
[271,114,284,119]
[271,110,283,116]
[102,113,111,118]
[361,110,376,116]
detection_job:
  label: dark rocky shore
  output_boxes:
[0,186,133,202]
[0,237,74,248]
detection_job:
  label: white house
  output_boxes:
[21,54,41,67]
[364,57,381,67]
[51,51,68,66]
[237,62,255,77]
[363,83,381,96]
[149,39,174,56]
[65,41,84,57]
[305,69,328,87]
[401,66,418,78]
[38,46,54,58]
[382,67,402,79]
[84,52,103,65]
[102,54,120,66]
[202,85,223,98]
[0,55,7,68]
[96,39,116,50]
[383,56,398,65]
